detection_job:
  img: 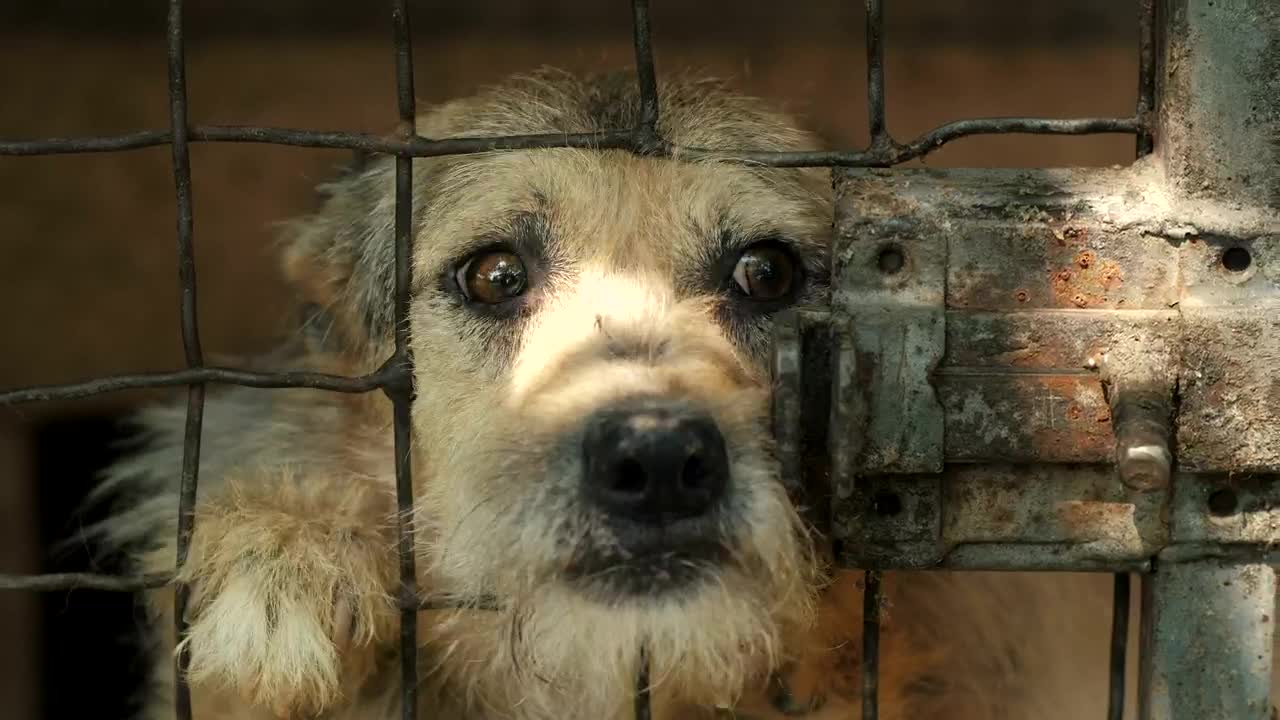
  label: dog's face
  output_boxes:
[414,146,828,596]
[286,70,832,711]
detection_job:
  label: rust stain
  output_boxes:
[1099,260,1124,289]
[950,477,1020,535]
[988,505,1016,529]
[1056,500,1128,540]
[991,347,1042,365]
[1051,270,1075,300]
[1039,374,1085,399]
[1032,426,1111,457]
[1049,254,1125,309]
[1052,224,1090,245]
[1026,375,1113,459]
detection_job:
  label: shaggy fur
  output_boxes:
[88,68,1275,720]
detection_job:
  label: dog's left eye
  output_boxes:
[731,243,797,300]
[455,250,528,305]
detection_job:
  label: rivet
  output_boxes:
[1222,247,1252,272]
[1208,488,1239,517]
[877,245,905,274]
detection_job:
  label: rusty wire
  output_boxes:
[862,570,883,720]
[0,0,1159,719]
[164,0,201,715]
[390,0,421,716]
[0,116,1145,167]
[1136,0,1157,157]
[865,0,888,151]
[1108,574,1132,720]
[1104,5,1156,714]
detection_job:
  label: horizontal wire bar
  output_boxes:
[0,365,402,405]
[0,572,172,592]
[0,571,503,611]
[691,115,1146,167]
[0,129,173,154]
[0,126,639,156]
[0,115,1145,167]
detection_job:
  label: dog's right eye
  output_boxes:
[455,250,528,305]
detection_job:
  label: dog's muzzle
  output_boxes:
[568,397,732,596]
[581,398,729,525]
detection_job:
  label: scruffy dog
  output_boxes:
[96,69,1134,719]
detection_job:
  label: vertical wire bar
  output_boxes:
[390,2,419,720]
[166,0,203,718]
[1110,3,1153,704]
[1139,562,1276,719]
[861,3,886,717]
[1107,573,1131,720]
[865,0,888,146]
[1135,0,1156,157]
[629,8,658,717]
[634,645,652,720]
[862,570,882,720]
[1120,4,1157,711]
[630,0,660,138]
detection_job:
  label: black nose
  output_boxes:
[582,400,730,524]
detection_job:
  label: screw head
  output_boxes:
[1118,444,1171,491]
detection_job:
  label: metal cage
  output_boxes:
[2,1,1278,719]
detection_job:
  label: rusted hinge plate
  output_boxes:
[829,192,946,476]
[773,162,1280,571]
[832,165,1188,469]
[836,466,1167,571]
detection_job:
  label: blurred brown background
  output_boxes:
[0,2,1140,718]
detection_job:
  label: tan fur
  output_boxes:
[90,68,1275,720]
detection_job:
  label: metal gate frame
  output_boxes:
[1,1,1276,719]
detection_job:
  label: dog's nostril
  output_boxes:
[583,400,729,524]
[679,453,708,493]
[615,459,648,496]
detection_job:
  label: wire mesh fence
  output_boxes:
[0,1,1159,718]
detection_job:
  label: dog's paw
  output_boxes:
[176,482,397,717]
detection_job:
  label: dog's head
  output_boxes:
[284,68,832,714]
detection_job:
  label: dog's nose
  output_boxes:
[582,401,729,524]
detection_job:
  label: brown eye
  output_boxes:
[456,250,528,304]
[731,244,796,300]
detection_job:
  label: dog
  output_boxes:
[93,68,1155,719]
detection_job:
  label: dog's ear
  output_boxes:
[279,103,480,361]
[279,150,399,362]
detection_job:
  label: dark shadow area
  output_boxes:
[34,414,149,720]
[0,0,1130,45]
